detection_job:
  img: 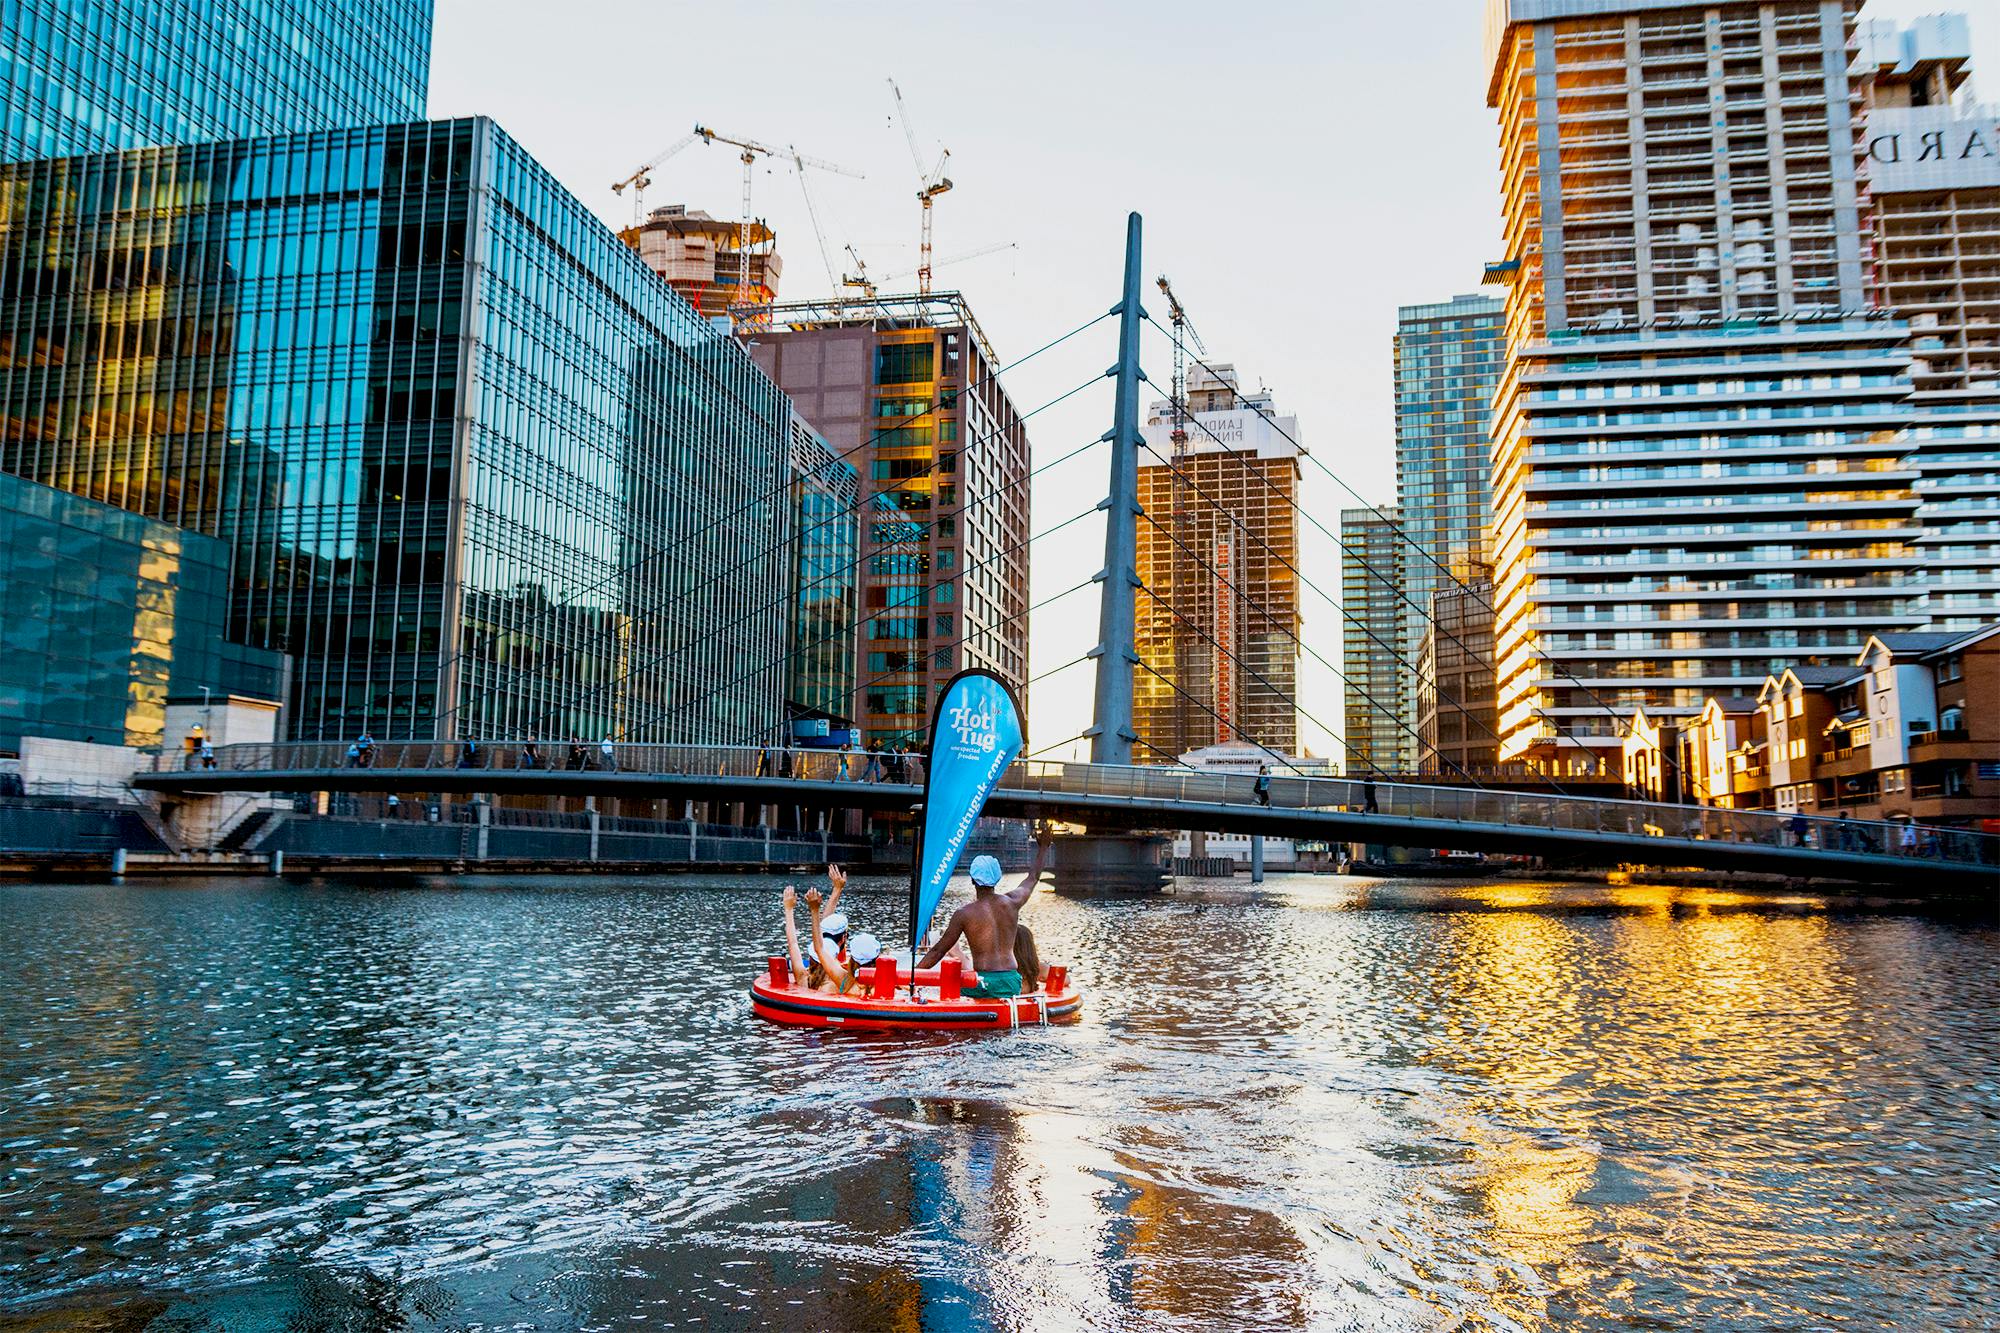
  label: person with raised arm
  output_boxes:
[779,869,878,996]
[917,828,1053,1000]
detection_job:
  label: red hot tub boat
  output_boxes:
[750,956,1081,1031]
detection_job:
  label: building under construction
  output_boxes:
[619,204,782,324]
[1135,363,1302,761]
[747,293,1032,746]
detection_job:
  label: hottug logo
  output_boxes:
[948,693,999,755]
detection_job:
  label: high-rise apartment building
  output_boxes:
[1854,16,2000,632]
[1393,293,1505,755]
[1,0,432,162]
[749,294,1032,747]
[0,118,800,745]
[1135,363,1301,760]
[1483,0,1932,769]
[1340,505,1408,773]
[1395,295,1505,583]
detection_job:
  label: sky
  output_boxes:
[429,0,2000,760]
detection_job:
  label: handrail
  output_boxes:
[148,741,2000,869]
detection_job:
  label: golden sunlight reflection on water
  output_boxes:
[0,873,1993,1329]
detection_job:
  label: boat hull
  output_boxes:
[749,975,1083,1030]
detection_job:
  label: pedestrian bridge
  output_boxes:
[134,741,2000,891]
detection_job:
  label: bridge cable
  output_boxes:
[720,572,1101,748]
[637,501,1105,744]
[1125,376,1500,783]
[1132,443,1550,793]
[432,306,1112,733]
[1135,507,1485,788]
[504,420,1105,745]
[1137,333,1601,780]
[1137,584,1406,784]
[1147,320,1639,754]
[474,376,1103,743]
[528,422,1100,743]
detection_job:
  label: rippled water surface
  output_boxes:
[0,873,1996,1330]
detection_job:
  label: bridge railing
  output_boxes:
[992,760,2000,869]
[157,741,2000,870]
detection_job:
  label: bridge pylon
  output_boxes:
[1086,211,1146,766]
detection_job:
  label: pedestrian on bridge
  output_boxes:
[197,737,215,770]
[521,739,542,770]
[1363,778,1379,814]
[566,739,588,771]
[1254,764,1272,807]
[600,736,617,772]
[862,744,882,783]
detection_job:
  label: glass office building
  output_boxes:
[0,469,282,750]
[1,0,432,163]
[0,117,797,744]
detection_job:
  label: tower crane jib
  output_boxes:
[689,125,862,329]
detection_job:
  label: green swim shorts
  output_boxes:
[962,970,1023,1000]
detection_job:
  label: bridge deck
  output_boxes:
[136,742,2000,891]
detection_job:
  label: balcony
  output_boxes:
[1908,729,1994,763]
[1816,741,1872,772]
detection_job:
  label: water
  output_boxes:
[0,873,1995,1330]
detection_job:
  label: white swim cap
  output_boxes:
[970,855,1003,886]
[848,932,882,965]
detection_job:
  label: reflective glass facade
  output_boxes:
[0,118,796,744]
[1,0,432,163]
[1394,294,1503,757]
[0,469,281,750]
[1340,505,1409,773]
[786,412,859,729]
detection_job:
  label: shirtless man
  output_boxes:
[917,829,1053,1000]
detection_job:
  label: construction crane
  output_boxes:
[788,146,843,294]
[1155,276,1208,451]
[610,129,700,222]
[887,78,952,296]
[842,241,1014,306]
[841,243,879,302]
[1156,275,1211,754]
[879,241,1016,285]
[691,124,863,327]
